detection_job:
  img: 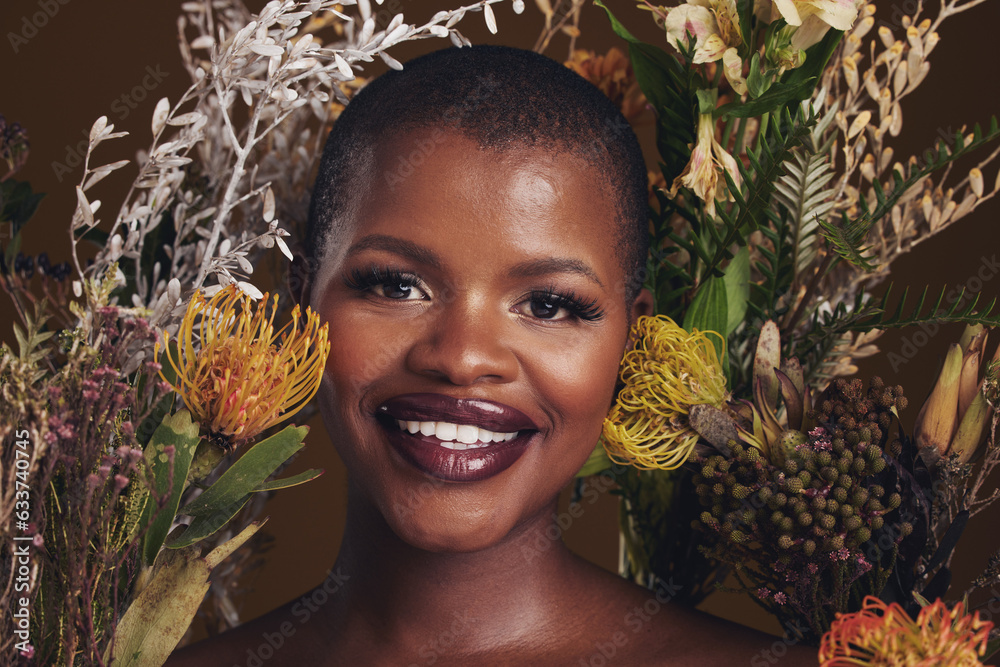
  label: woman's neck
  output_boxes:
[322,482,587,661]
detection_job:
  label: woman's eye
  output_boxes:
[526,297,568,320]
[375,282,423,300]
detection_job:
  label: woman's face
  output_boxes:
[310,129,649,552]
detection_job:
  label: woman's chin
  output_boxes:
[380,499,516,554]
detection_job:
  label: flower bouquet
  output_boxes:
[1,0,999,664]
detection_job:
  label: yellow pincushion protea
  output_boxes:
[603,315,728,470]
[819,596,993,666]
[156,284,330,449]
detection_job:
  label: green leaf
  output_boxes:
[782,28,844,89]
[109,521,265,666]
[0,179,45,232]
[140,410,202,566]
[253,467,324,492]
[179,424,309,518]
[594,0,641,43]
[696,89,718,115]
[576,441,613,477]
[722,247,750,335]
[167,494,252,549]
[683,276,728,360]
[715,77,817,119]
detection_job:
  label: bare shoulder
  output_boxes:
[568,563,818,666]
[165,577,343,666]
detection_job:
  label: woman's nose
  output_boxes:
[405,297,518,386]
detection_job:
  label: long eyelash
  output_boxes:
[531,287,605,322]
[343,264,422,292]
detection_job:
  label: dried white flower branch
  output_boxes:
[68,0,518,333]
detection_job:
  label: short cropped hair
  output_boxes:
[306,44,649,304]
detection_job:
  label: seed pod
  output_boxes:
[732,484,750,500]
[867,499,884,514]
[758,487,773,503]
[837,459,851,474]
[778,534,794,549]
[798,470,812,486]
[837,474,855,489]
[772,510,786,525]
[803,539,817,556]
[799,512,814,527]
[819,451,833,466]
[852,488,869,506]
[853,527,872,545]
[812,496,827,512]
[827,534,845,551]
[786,477,804,493]
[827,499,840,515]
[853,458,867,475]
[900,522,913,537]
[822,466,839,483]
[819,513,836,530]
[845,516,862,531]
[871,485,885,498]
[887,493,901,510]
[841,504,854,518]
[774,493,788,508]
[713,483,725,496]
[833,487,848,504]
[871,516,884,531]
[731,529,748,544]
[871,458,886,473]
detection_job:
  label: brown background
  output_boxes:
[2,0,998,637]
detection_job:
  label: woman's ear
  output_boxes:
[629,287,654,326]
[287,243,314,308]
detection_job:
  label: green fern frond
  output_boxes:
[817,213,879,272]
[11,300,54,368]
[770,103,839,276]
[701,107,815,277]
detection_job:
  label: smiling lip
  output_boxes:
[376,393,539,482]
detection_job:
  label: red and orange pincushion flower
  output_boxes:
[819,596,994,666]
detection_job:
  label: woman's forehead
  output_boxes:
[308,129,626,307]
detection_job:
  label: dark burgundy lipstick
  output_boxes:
[376,393,539,482]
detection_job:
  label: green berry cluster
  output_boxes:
[694,376,911,565]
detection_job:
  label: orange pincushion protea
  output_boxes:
[156,285,330,449]
[819,596,994,666]
[564,47,648,122]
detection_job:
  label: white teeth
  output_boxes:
[394,418,519,447]
[435,421,458,441]
[456,424,479,444]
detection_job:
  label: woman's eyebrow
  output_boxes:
[507,258,604,288]
[345,234,442,268]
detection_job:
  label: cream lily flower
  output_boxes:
[670,113,743,218]
[772,0,861,31]
[663,0,748,93]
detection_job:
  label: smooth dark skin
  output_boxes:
[168,131,817,665]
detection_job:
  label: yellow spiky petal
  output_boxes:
[155,285,331,449]
[602,315,727,470]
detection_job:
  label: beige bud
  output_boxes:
[969,168,984,198]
